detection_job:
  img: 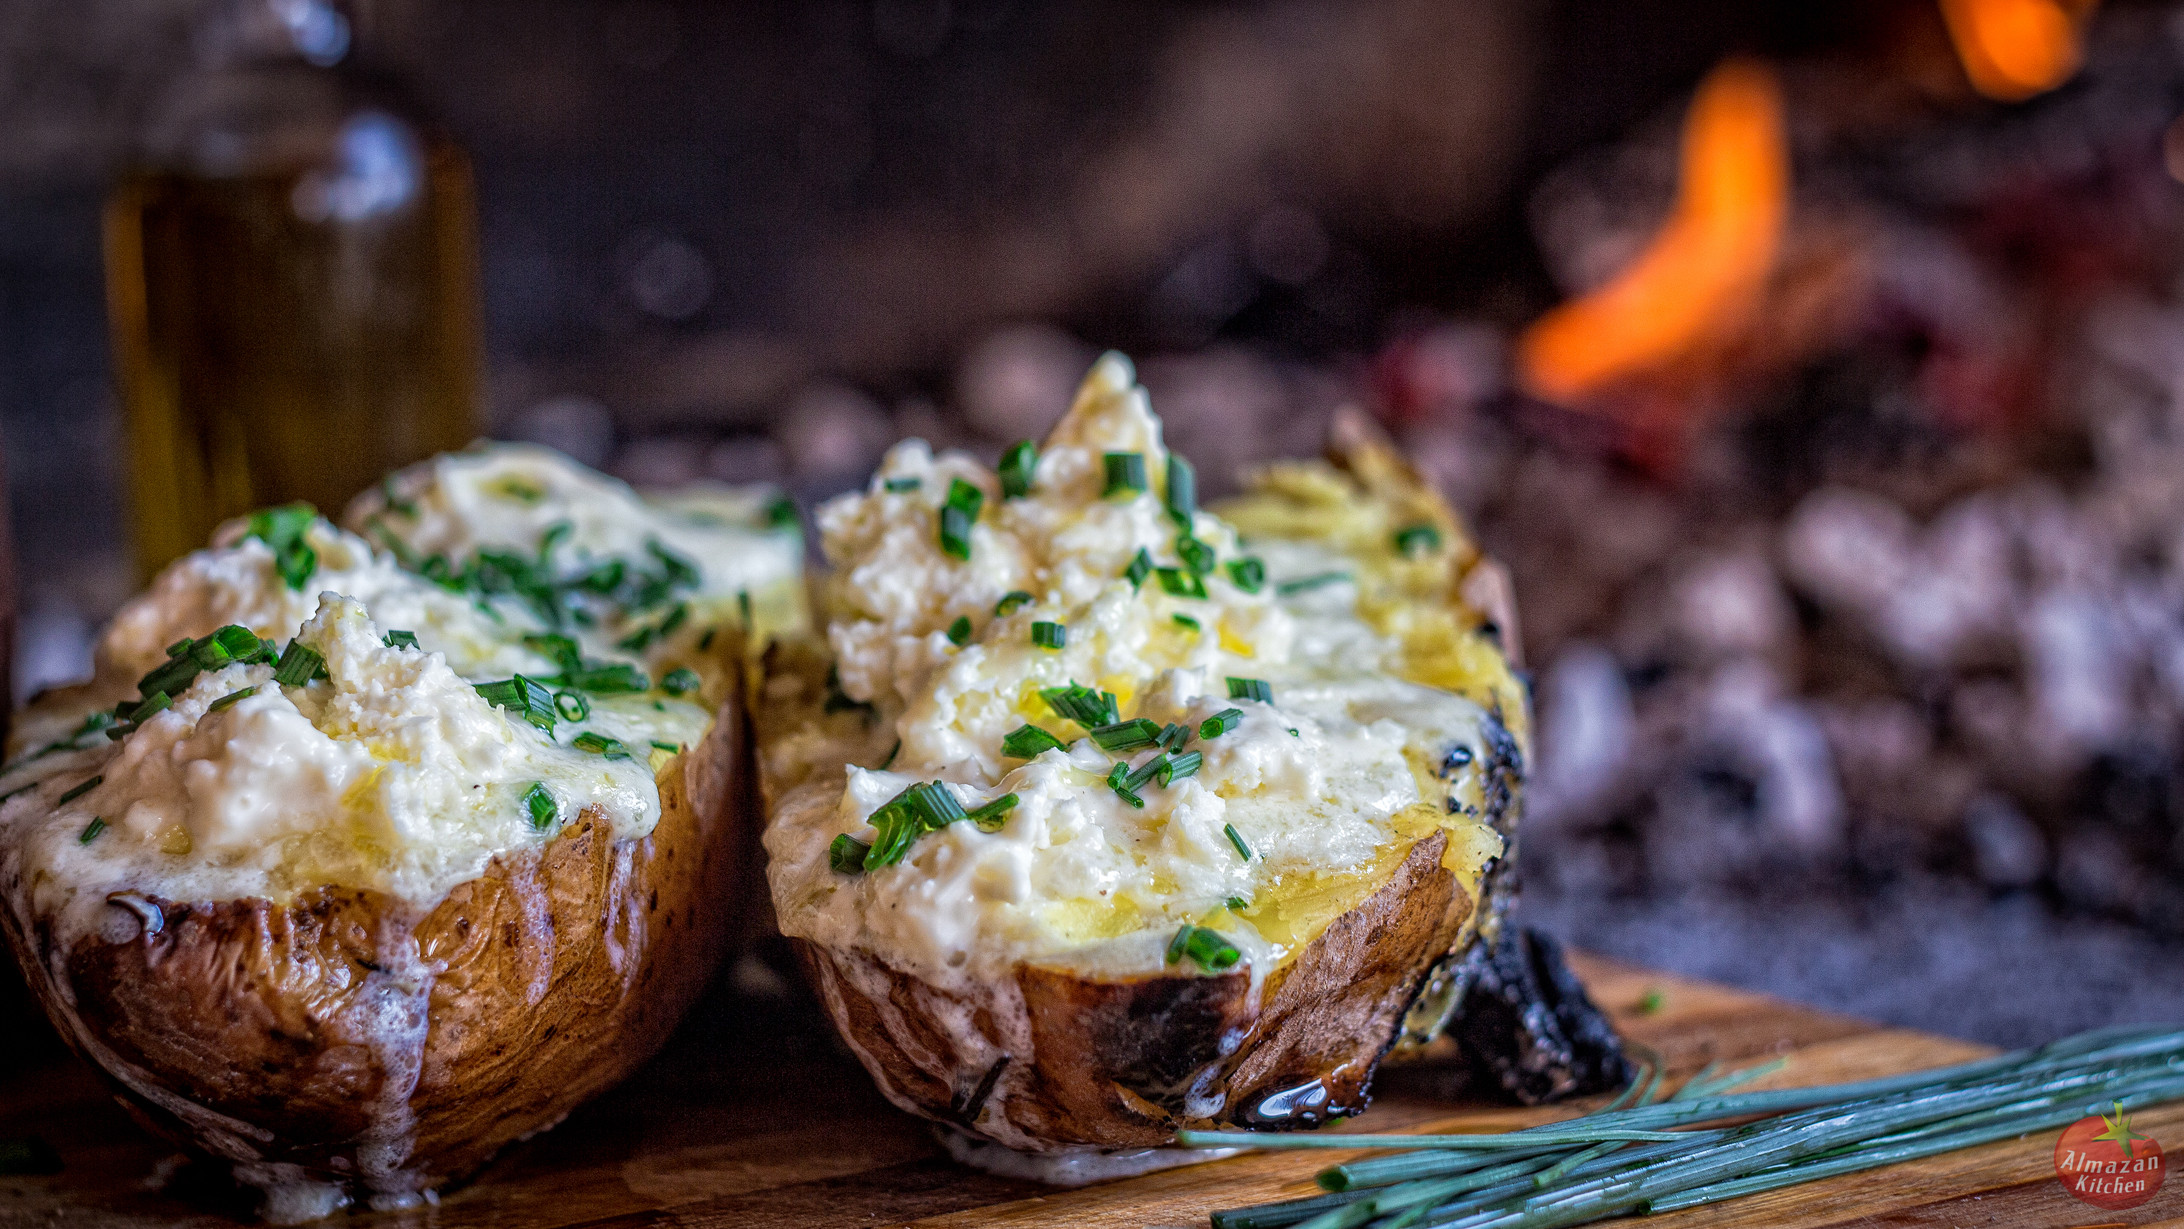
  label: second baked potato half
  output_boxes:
[757,355,1526,1167]
[0,445,803,1218]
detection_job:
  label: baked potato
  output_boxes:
[757,354,1526,1174]
[0,444,803,1219]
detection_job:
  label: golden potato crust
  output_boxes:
[2,683,750,1211]
[795,829,1473,1150]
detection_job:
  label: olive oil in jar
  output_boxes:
[104,6,483,580]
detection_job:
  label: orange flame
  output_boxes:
[1938,0,2091,102]
[1517,58,1788,406]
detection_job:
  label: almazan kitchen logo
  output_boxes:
[2053,1102,2166,1211]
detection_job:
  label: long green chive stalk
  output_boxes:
[1191,1026,2184,1229]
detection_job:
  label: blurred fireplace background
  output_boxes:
[7,0,2184,1042]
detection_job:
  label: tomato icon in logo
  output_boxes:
[2054,1102,2165,1211]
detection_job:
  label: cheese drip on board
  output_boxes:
[1,443,803,943]
[765,354,1511,989]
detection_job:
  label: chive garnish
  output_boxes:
[660,667,701,696]
[561,662,650,694]
[947,616,973,647]
[1124,753,1167,792]
[1156,722,1191,750]
[1090,718,1162,753]
[554,690,590,721]
[1161,750,1203,784]
[475,675,558,732]
[1394,523,1442,556]
[939,505,975,561]
[383,629,420,650]
[829,833,872,873]
[1276,571,1352,595]
[1124,548,1154,590]
[1001,724,1067,759]
[571,731,631,759]
[1031,621,1066,650]
[767,495,801,531]
[883,476,922,492]
[651,740,681,754]
[736,590,751,628]
[1106,762,1145,808]
[1173,613,1201,632]
[1226,557,1266,593]
[1227,677,1273,704]
[1040,683,1118,729]
[1102,451,1147,497]
[79,817,106,844]
[1200,707,1244,737]
[243,503,319,590]
[995,590,1034,616]
[1176,534,1216,576]
[272,642,328,688]
[523,782,557,830]
[207,687,256,713]
[1167,925,1241,971]
[1157,567,1207,598]
[965,793,1019,832]
[999,441,1038,498]
[854,780,973,870]
[1165,454,1196,528]
[57,776,101,805]
[1225,896,1249,912]
[1223,822,1253,860]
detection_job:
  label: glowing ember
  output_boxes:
[1939,0,2091,102]
[1517,58,1788,407]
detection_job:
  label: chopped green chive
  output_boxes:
[883,476,922,492]
[207,687,256,713]
[164,638,192,657]
[1031,621,1066,650]
[939,505,975,561]
[650,740,681,754]
[57,776,102,805]
[383,629,420,650]
[1176,534,1216,576]
[1124,753,1168,792]
[272,642,328,688]
[1199,707,1244,738]
[660,667,702,696]
[999,441,1039,498]
[737,590,752,625]
[243,503,319,590]
[1223,822,1253,860]
[1156,722,1192,750]
[1001,724,1068,758]
[523,782,557,830]
[1227,557,1266,593]
[1103,451,1147,497]
[475,675,558,732]
[1157,567,1207,598]
[995,590,1034,616]
[966,793,1020,832]
[1172,613,1201,632]
[1168,924,1241,971]
[1125,548,1154,590]
[854,780,974,870]
[1090,718,1163,753]
[1040,683,1118,729]
[562,662,651,694]
[1276,571,1352,596]
[1161,750,1203,785]
[1165,455,1197,528]
[1227,677,1273,704]
[766,496,801,531]
[878,740,900,770]
[829,833,872,874]
[571,731,631,759]
[79,817,106,844]
[699,626,718,651]
[947,616,974,647]
[1225,896,1249,912]
[554,690,591,722]
[1106,762,1145,808]
[1394,523,1442,556]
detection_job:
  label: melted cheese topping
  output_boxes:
[764,354,1506,987]
[2,443,802,938]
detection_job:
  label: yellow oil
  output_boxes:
[104,140,483,581]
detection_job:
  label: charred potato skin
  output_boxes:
[0,669,750,1205]
[796,829,1474,1149]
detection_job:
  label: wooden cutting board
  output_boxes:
[1,952,2176,1228]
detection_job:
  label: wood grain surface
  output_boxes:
[0,952,2175,1228]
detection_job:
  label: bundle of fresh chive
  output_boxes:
[1177,1025,2184,1229]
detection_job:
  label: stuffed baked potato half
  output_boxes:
[0,445,803,1219]
[756,355,1526,1173]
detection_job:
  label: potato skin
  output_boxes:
[795,829,1473,1150]
[1,689,748,1210]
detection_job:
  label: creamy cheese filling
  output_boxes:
[2,443,802,938]
[766,354,1504,987]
